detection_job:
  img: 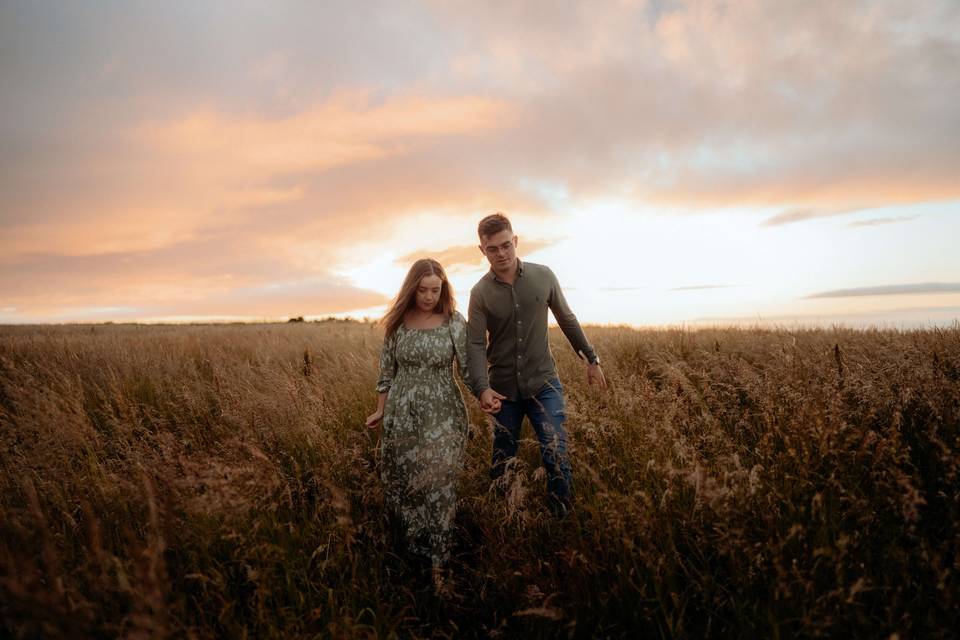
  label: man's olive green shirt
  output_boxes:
[466,259,596,400]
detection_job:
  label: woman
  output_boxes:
[365,258,476,591]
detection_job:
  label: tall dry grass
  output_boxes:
[1,321,957,638]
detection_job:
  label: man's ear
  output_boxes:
[478,243,485,256]
[514,235,519,248]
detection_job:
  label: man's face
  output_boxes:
[479,229,518,273]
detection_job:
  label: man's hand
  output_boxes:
[587,363,607,389]
[480,387,506,414]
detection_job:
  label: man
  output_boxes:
[466,212,606,515]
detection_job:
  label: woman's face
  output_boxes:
[415,274,443,313]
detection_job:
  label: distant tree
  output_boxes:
[287,316,304,323]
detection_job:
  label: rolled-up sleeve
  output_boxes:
[375,332,397,393]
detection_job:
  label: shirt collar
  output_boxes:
[487,258,523,283]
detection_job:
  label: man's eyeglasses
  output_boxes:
[483,240,514,255]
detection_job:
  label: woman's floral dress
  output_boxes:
[376,311,474,567]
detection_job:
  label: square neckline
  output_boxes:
[401,313,450,332]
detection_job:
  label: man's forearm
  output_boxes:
[556,315,596,362]
[466,341,489,397]
[549,270,596,361]
[466,295,491,398]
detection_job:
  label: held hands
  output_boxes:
[480,387,505,414]
[587,363,607,389]
[364,409,384,428]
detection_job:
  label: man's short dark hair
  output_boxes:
[478,213,512,240]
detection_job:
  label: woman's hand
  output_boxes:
[365,409,384,428]
[366,392,388,428]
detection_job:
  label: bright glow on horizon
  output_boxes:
[326,198,960,328]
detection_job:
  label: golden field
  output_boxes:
[1,321,958,638]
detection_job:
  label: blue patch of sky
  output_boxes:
[516,178,570,209]
[689,140,768,173]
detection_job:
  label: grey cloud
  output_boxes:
[762,209,833,227]
[433,0,960,206]
[847,216,918,228]
[762,207,918,228]
[805,283,960,299]
[1,1,464,226]
[5,0,960,230]
[0,1,451,124]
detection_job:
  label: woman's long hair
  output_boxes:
[381,258,456,339]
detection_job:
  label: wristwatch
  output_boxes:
[588,354,600,365]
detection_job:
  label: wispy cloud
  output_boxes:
[396,239,559,271]
[397,245,484,270]
[137,92,514,176]
[805,283,960,299]
[762,208,860,227]
[847,216,918,228]
[670,285,735,291]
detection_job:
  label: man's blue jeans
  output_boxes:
[489,378,573,506]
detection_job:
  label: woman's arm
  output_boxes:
[365,392,387,428]
[367,332,397,428]
[451,312,474,392]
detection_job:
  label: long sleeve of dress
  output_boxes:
[451,311,482,398]
[375,331,398,393]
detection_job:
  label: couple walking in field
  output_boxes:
[364,213,606,591]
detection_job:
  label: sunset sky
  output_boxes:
[2,1,959,327]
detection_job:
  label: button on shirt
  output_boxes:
[466,260,597,400]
